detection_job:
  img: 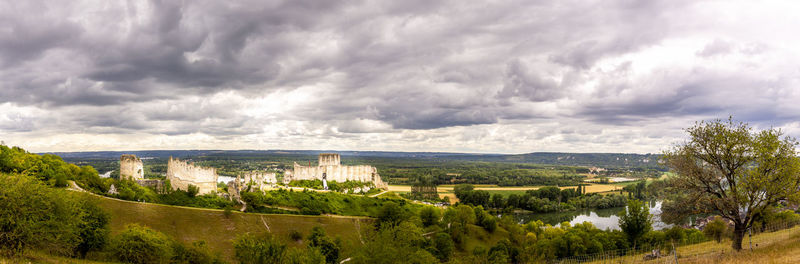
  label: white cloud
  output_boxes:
[2,0,800,153]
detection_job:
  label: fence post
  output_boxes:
[672,241,678,264]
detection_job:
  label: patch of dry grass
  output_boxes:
[86,193,371,263]
[582,226,800,264]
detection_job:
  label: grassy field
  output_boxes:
[582,226,800,264]
[83,193,371,262]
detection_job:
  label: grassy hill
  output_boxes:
[82,193,371,262]
[579,225,800,264]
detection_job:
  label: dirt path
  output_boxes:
[369,190,389,197]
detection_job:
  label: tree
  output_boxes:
[376,201,406,228]
[618,199,652,248]
[663,118,800,251]
[491,193,505,209]
[431,233,454,262]
[308,226,340,264]
[74,199,110,258]
[419,206,441,227]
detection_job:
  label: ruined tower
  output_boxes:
[119,154,144,180]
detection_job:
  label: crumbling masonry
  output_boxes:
[119,154,144,180]
[166,157,218,195]
[284,153,387,189]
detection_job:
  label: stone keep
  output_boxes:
[166,157,218,195]
[284,153,388,189]
[119,154,144,180]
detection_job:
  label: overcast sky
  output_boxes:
[2,0,800,154]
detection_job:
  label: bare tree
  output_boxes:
[663,118,800,251]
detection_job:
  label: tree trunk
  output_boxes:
[731,223,746,251]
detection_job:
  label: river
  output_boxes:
[513,201,673,230]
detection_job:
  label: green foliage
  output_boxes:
[419,206,441,227]
[242,188,421,217]
[110,224,173,264]
[704,217,728,243]
[377,201,408,228]
[0,173,105,257]
[234,232,325,264]
[187,184,199,198]
[308,226,341,264]
[233,233,287,264]
[443,204,476,245]
[350,222,438,264]
[663,117,800,251]
[283,247,326,264]
[664,225,685,243]
[618,199,652,247]
[74,199,110,258]
[430,233,454,262]
[457,183,626,213]
[172,240,224,264]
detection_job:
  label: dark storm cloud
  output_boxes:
[3,0,799,152]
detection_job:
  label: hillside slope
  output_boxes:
[83,193,371,262]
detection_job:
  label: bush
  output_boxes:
[187,184,199,198]
[110,224,173,264]
[172,240,223,264]
[233,233,287,264]
[0,173,85,257]
[308,226,341,264]
[704,217,728,243]
[289,230,303,242]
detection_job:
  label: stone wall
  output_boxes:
[166,157,218,195]
[284,154,387,189]
[240,171,277,191]
[120,154,144,180]
[318,153,341,166]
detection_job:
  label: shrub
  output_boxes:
[308,227,340,264]
[187,184,199,198]
[704,217,728,243]
[233,233,287,264]
[289,230,303,242]
[110,224,173,264]
[0,173,84,257]
[172,240,223,264]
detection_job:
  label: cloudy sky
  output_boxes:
[2,0,800,154]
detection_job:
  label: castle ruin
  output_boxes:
[119,154,144,180]
[284,153,387,189]
[166,157,218,195]
[240,171,277,191]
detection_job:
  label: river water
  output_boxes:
[513,201,673,230]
